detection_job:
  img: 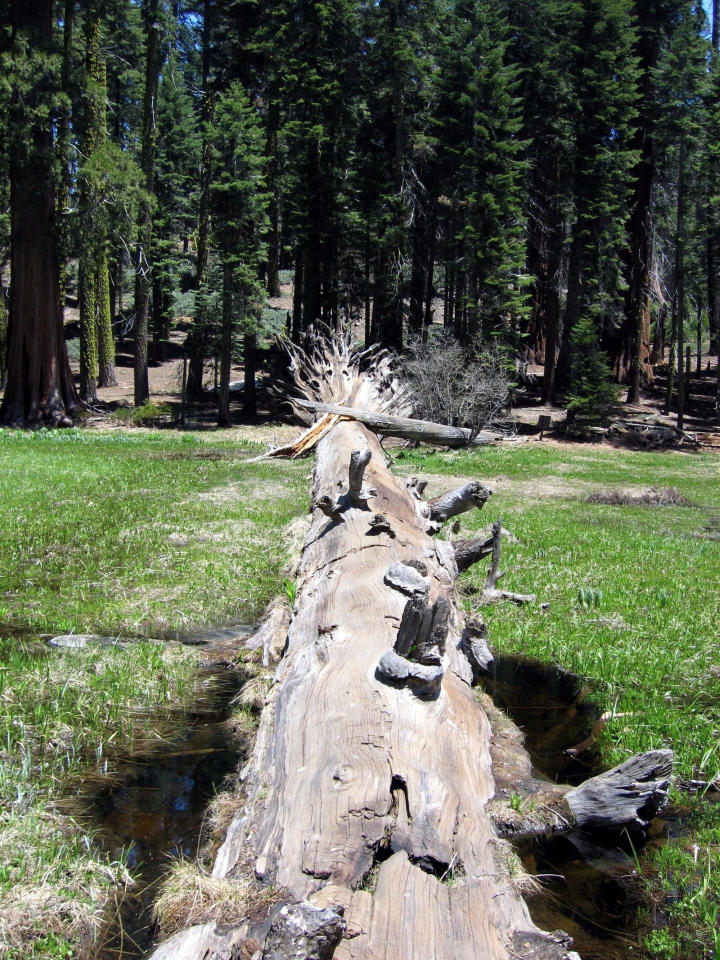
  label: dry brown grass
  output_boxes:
[152,860,276,939]
[232,674,272,712]
[586,485,691,507]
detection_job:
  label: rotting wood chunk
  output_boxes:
[460,617,493,680]
[262,902,345,960]
[376,594,449,698]
[383,561,430,596]
[368,513,396,537]
[316,494,343,522]
[566,749,673,834]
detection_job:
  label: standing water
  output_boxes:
[86,626,254,958]
[483,653,650,959]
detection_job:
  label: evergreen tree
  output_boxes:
[434,0,529,345]
[209,82,269,426]
[653,2,710,426]
[565,314,621,426]
[511,0,583,401]
[152,50,201,360]
[555,0,640,395]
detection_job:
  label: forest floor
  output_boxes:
[77,331,720,453]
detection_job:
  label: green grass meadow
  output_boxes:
[0,427,308,958]
[0,428,718,958]
[395,442,720,959]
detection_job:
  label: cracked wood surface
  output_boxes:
[213,420,570,959]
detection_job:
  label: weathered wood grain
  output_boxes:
[210,420,576,959]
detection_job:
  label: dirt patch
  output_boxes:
[418,472,580,503]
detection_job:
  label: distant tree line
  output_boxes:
[0,0,718,426]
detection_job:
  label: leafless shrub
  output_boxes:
[587,486,690,507]
[401,333,511,439]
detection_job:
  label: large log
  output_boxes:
[293,399,502,447]
[205,420,576,960]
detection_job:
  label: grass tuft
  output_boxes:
[587,485,691,507]
[152,859,277,939]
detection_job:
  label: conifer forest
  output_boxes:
[2,4,720,960]
[1,0,719,426]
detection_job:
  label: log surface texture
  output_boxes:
[213,420,574,960]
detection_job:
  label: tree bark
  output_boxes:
[0,0,78,427]
[133,0,161,407]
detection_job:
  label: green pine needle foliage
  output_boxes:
[565,316,621,427]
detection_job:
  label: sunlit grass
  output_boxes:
[0,426,309,958]
[395,442,720,959]
[0,428,310,636]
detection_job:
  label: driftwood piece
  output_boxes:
[566,749,673,833]
[609,419,699,448]
[428,480,493,523]
[293,399,502,447]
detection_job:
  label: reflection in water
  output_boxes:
[483,654,643,958]
[482,653,604,784]
[88,648,249,958]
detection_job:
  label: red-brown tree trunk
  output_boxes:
[0,0,78,427]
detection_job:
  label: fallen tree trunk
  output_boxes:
[203,420,576,960]
[148,336,670,960]
[293,398,503,447]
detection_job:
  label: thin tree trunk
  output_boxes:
[133,0,161,407]
[94,58,116,388]
[709,0,719,355]
[185,0,213,402]
[78,1,102,403]
[265,99,281,298]
[292,249,304,343]
[243,327,257,418]
[96,244,117,386]
[218,261,233,427]
[364,226,372,346]
[57,0,74,306]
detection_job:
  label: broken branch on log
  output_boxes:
[348,443,375,505]
[481,519,536,605]
[428,480,493,523]
[454,534,494,572]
